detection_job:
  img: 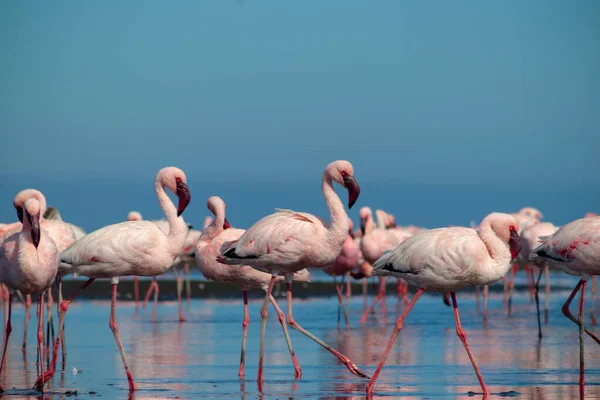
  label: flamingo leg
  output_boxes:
[362,278,368,310]
[35,293,45,393]
[22,294,31,350]
[591,276,597,326]
[534,269,544,339]
[0,294,13,393]
[483,285,489,322]
[239,290,250,379]
[340,274,349,326]
[507,264,517,316]
[345,272,351,322]
[396,280,402,314]
[174,267,186,322]
[561,279,600,345]
[334,277,348,326]
[46,290,54,363]
[334,276,341,325]
[475,286,480,313]
[109,282,136,391]
[578,279,586,400]
[525,265,535,303]
[268,294,302,378]
[57,279,66,369]
[360,277,386,324]
[366,288,423,395]
[257,276,277,386]
[451,292,489,396]
[142,278,157,309]
[285,282,369,379]
[184,262,192,307]
[133,276,139,310]
[544,266,550,324]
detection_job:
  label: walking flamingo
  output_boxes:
[530,215,600,400]
[196,195,310,379]
[218,160,369,385]
[323,217,361,326]
[519,222,559,338]
[366,212,521,396]
[42,166,192,392]
[0,198,58,393]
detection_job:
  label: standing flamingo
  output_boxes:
[196,196,310,379]
[218,160,369,385]
[323,217,361,327]
[42,166,192,392]
[366,212,521,396]
[519,222,559,338]
[127,211,143,310]
[530,215,600,400]
[0,198,58,393]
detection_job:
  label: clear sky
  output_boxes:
[1,1,598,229]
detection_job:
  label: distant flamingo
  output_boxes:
[196,196,311,379]
[219,160,369,386]
[519,222,559,338]
[366,212,520,396]
[44,166,192,392]
[0,198,58,393]
[530,216,600,400]
[323,217,361,326]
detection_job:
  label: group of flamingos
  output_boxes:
[0,160,598,399]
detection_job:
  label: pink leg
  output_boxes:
[133,276,139,310]
[402,280,409,306]
[109,283,136,391]
[268,294,302,378]
[366,288,423,395]
[184,263,192,306]
[360,277,386,324]
[36,293,45,393]
[152,279,159,322]
[334,277,348,326]
[22,294,31,350]
[0,294,13,393]
[379,277,388,322]
[483,285,489,321]
[142,278,157,309]
[545,266,550,324]
[578,280,586,400]
[257,276,277,386]
[345,272,351,322]
[451,292,489,396]
[174,269,186,322]
[286,282,369,379]
[590,276,597,326]
[562,280,600,345]
[239,291,250,379]
[362,278,368,310]
[507,264,517,316]
[525,265,535,303]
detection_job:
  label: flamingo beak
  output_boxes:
[28,213,40,248]
[16,206,24,223]
[509,229,521,262]
[223,218,231,229]
[176,181,191,217]
[343,175,360,209]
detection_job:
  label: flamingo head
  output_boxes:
[24,198,41,248]
[207,196,230,230]
[13,189,47,224]
[359,206,371,235]
[127,211,143,221]
[486,213,521,262]
[158,167,191,217]
[327,160,360,209]
[519,207,543,221]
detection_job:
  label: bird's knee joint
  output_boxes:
[456,329,466,340]
[242,318,250,328]
[109,321,118,332]
[276,312,285,324]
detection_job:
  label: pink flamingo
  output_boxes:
[323,217,361,327]
[127,211,143,311]
[519,221,559,338]
[196,196,310,379]
[366,212,521,396]
[0,198,58,394]
[530,215,600,400]
[43,166,192,392]
[218,160,369,386]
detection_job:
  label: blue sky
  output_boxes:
[0,1,598,228]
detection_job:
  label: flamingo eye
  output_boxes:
[176,177,181,183]
[509,226,515,231]
[341,171,347,176]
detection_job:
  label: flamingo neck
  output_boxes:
[478,221,511,272]
[155,181,187,240]
[375,210,386,230]
[17,215,39,266]
[202,206,225,242]
[322,174,349,251]
[365,213,375,235]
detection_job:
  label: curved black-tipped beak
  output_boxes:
[28,213,40,248]
[176,181,191,217]
[16,206,24,223]
[509,229,521,262]
[343,175,360,209]
[223,218,231,230]
[360,217,366,236]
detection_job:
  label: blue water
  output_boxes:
[0,289,599,399]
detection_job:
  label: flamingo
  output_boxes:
[366,212,521,396]
[530,215,600,400]
[323,217,361,327]
[0,198,58,393]
[127,211,143,310]
[196,195,311,379]
[218,160,369,386]
[519,222,559,338]
[43,166,192,392]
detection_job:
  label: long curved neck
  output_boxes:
[322,174,349,247]
[155,181,187,239]
[202,206,225,242]
[478,221,510,265]
[375,211,386,230]
[18,214,38,264]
